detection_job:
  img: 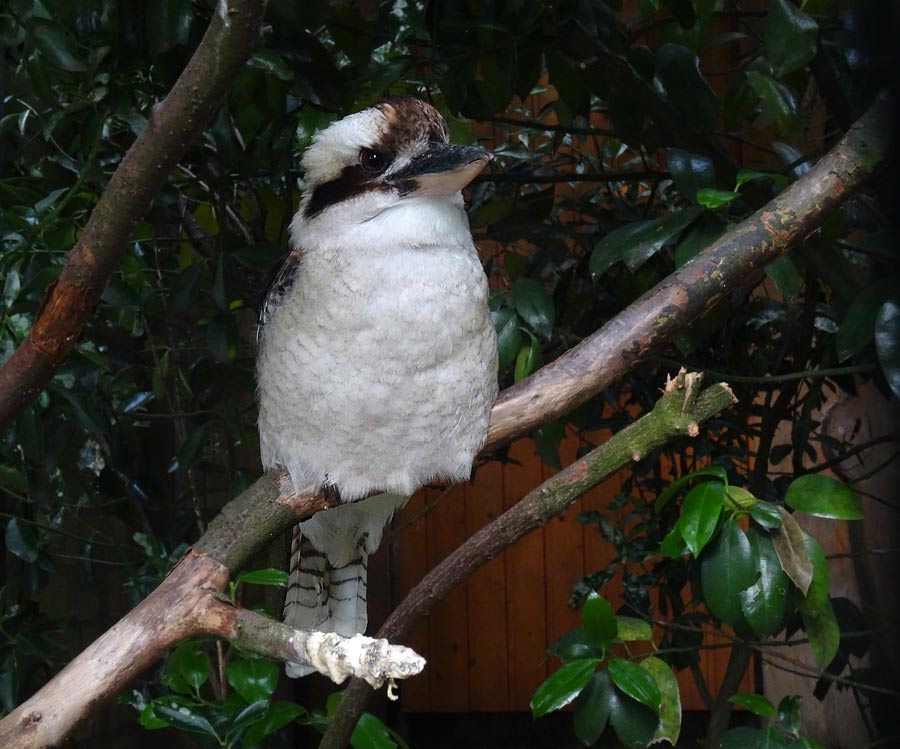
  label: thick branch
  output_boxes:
[0,0,268,433]
[319,373,737,749]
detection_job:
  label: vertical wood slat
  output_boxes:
[426,482,470,711]
[465,458,510,710]
[396,489,431,712]
[503,438,548,710]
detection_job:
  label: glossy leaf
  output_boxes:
[590,208,702,279]
[583,593,618,648]
[167,641,209,691]
[667,149,715,203]
[749,500,783,529]
[5,519,39,563]
[770,507,814,596]
[640,656,681,745]
[835,279,896,361]
[659,526,689,557]
[740,527,790,638]
[785,474,863,520]
[765,0,819,78]
[657,44,720,131]
[514,334,541,383]
[700,519,756,626]
[153,701,221,740]
[351,712,398,749]
[242,700,307,747]
[745,71,799,135]
[511,278,554,338]
[225,699,270,744]
[797,532,840,667]
[492,307,523,373]
[31,19,87,72]
[573,670,612,746]
[654,466,727,513]
[678,480,725,555]
[674,214,726,267]
[875,299,900,398]
[614,616,653,642]
[724,485,757,512]
[227,658,279,704]
[607,659,660,713]
[530,659,599,718]
[547,630,602,663]
[696,188,739,208]
[608,688,658,749]
[766,255,802,298]
[237,568,291,587]
[730,692,776,717]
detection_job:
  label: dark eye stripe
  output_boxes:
[304,164,392,220]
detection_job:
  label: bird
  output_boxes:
[255,98,499,677]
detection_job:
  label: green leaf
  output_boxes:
[674,214,726,267]
[547,630,602,663]
[724,485,757,511]
[492,307,524,373]
[608,688,658,749]
[530,659,599,718]
[749,500,783,529]
[730,692,776,717]
[745,71,799,135]
[243,700,307,747]
[139,703,169,730]
[765,0,819,78]
[654,466,727,513]
[0,466,27,494]
[614,616,653,642]
[249,49,295,81]
[667,149,715,203]
[5,519,39,563]
[719,726,788,749]
[573,671,612,746]
[511,278,554,338]
[777,694,803,735]
[696,188,740,208]
[766,255,802,298]
[770,507,814,596]
[225,700,270,744]
[351,712,398,749]
[875,299,900,398]
[170,423,210,474]
[167,641,209,691]
[797,532,840,668]
[514,333,542,383]
[237,568,291,587]
[583,593,618,649]
[740,527,790,638]
[607,659,660,713]
[699,519,756,627]
[656,44,720,131]
[835,280,897,361]
[592,208,702,279]
[31,19,87,72]
[640,656,681,745]
[152,701,221,740]
[659,526,689,557]
[734,169,790,191]
[227,658,279,703]
[678,481,725,555]
[146,0,193,56]
[785,474,863,520]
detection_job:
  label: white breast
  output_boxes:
[257,196,499,499]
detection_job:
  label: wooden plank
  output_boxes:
[465,459,510,711]
[503,437,548,710]
[543,429,586,645]
[426,483,470,712]
[395,488,431,713]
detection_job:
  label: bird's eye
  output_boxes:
[359,148,388,174]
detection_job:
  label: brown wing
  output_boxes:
[257,248,302,340]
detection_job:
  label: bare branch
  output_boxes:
[0,0,268,432]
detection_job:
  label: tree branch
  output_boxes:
[0,0,268,433]
[318,372,737,749]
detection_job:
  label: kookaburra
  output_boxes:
[256,98,499,676]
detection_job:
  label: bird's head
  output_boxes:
[296,98,491,226]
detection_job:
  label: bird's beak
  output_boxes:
[390,143,492,196]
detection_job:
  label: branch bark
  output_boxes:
[0,0,268,432]
[0,86,890,749]
[319,372,737,749]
